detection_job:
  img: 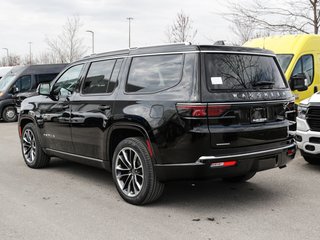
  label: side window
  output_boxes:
[82,60,116,94]
[52,64,84,97]
[36,74,58,84]
[15,75,31,93]
[292,55,314,85]
[126,54,183,93]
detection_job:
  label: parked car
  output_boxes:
[0,64,67,122]
[0,66,13,79]
[18,43,297,205]
[244,34,320,104]
[296,93,320,164]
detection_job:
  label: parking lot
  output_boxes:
[0,122,319,240]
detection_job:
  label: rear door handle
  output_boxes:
[98,105,111,111]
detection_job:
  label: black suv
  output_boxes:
[18,44,296,205]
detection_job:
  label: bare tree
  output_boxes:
[0,54,21,66]
[166,10,198,43]
[227,0,320,36]
[46,16,87,63]
[230,16,271,45]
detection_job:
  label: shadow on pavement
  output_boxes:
[46,157,285,210]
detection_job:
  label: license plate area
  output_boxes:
[251,107,267,123]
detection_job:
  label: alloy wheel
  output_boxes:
[115,147,144,197]
[22,129,37,164]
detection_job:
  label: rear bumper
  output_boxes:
[155,143,296,181]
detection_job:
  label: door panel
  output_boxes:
[41,64,85,153]
[70,59,123,160]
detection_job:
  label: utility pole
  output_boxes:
[127,17,133,48]
[86,30,95,54]
[28,42,32,64]
[2,48,9,66]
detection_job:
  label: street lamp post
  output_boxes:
[2,48,9,66]
[127,17,133,48]
[86,30,95,54]
[28,42,32,64]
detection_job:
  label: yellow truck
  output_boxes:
[244,34,320,104]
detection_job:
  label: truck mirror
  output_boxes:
[290,73,308,91]
[37,83,51,96]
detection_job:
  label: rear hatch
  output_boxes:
[201,52,294,149]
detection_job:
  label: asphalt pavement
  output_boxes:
[1,122,320,240]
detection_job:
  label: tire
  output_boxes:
[112,137,164,205]
[300,150,320,165]
[302,155,320,165]
[2,106,17,122]
[21,123,50,168]
[223,171,256,183]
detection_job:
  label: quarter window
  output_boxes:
[52,64,84,97]
[126,54,183,93]
[291,55,314,85]
[82,60,116,94]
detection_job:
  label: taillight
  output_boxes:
[207,105,231,117]
[176,104,230,117]
[176,104,207,117]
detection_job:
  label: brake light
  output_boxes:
[176,104,231,117]
[176,104,207,117]
[207,105,231,117]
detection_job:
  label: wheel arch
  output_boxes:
[106,122,159,169]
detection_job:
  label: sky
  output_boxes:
[0,0,259,59]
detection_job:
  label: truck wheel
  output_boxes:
[301,150,320,165]
[2,106,17,122]
[223,171,256,183]
[112,137,164,205]
[21,123,50,168]
[302,156,320,165]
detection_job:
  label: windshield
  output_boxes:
[276,54,293,73]
[0,74,16,91]
[205,54,287,91]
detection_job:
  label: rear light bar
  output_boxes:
[210,160,237,168]
[176,103,231,117]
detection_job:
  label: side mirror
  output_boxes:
[37,83,51,96]
[12,86,19,94]
[290,73,308,91]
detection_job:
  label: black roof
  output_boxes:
[77,43,274,63]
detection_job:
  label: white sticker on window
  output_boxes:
[210,77,223,85]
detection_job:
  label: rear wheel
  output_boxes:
[21,123,50,168]
[2,106,17,122]
[223,171,256,183]
[112,137,164,205]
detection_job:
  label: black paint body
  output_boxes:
[18,45,296,181]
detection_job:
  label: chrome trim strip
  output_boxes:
[198,144,296,161]
[208,99,291,105]
[46,148,104,162]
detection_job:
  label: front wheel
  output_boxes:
[223,171,256,183]
[2,106,17,122]
[21,123,50,168]
[112,137,164,205]
[301,150,320,165]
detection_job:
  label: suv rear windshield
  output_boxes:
[205,53,287,91]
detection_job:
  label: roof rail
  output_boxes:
[131,42,192,50]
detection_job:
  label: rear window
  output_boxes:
[205,54,287,91]
[126,54,183,93]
